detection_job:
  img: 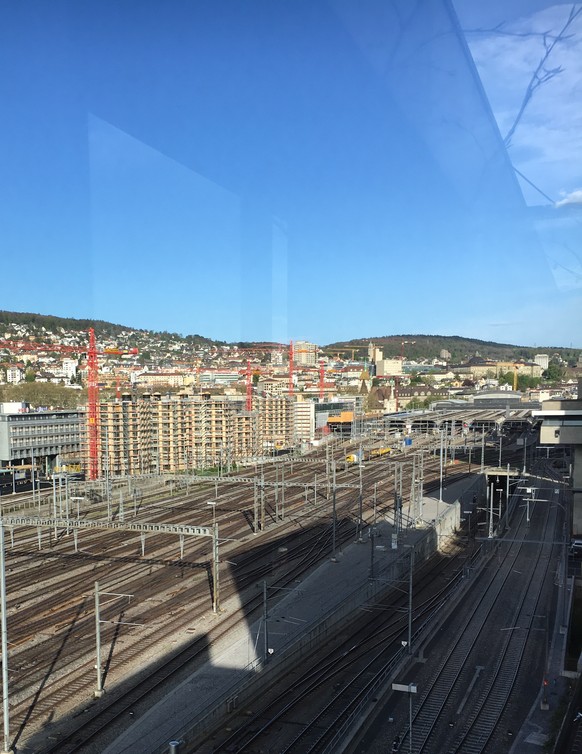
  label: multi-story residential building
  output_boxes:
[96,392,295,475]
[534,354,549,371]
[198,370,241,386]
[61,358,78,380]
[257,376,288,396]
[293,399,315,443]
[368,342,384,366]
[6,366,24,384]
[294,341,317,366]
[254,394,293,449]
[135,372,193,388]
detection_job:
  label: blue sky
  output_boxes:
[0,1,580,347]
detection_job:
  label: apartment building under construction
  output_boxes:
[97,392,294,476]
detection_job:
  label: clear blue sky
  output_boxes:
[0,1,580,347]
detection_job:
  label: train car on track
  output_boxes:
[0,466,32,494]
[369,446,392,458]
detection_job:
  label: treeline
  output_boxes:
[0,383,86,409]
[0,310,135,337]
[0,310,223,346]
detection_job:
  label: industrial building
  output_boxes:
[0,402,84,473]
[534,381,582,538]
[454,358,543,380]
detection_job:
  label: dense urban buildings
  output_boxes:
[1,319,580,479]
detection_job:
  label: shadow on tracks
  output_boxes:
[9,547,210,572]
[14,599,87,749]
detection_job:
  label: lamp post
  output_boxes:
[206,500,217,528]
[207,502,219,613]
[331,461,337,562]
[357,449,364,543]
[463,509,472,539]
[391,682,417,754]
[523,437,528,474]
[263,580,269,664]
[71,495,84,522]
[525,487,534,524]
[31,447,37,513]
[93,581,133,699]
[439,429,444,504]
[404,544,414,655]
[488,482,495,538]
[94,581,104,698]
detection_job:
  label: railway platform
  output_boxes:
[103,473,483,754]
[509,576,573,753]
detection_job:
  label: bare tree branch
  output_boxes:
[464,27,569,43]
[503,4,582,147]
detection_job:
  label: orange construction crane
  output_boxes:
[0,327,138,480]
[321,346,358,361]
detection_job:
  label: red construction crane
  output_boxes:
[289,341,294,396]
[0,327,138,480]
[246,359,253,411]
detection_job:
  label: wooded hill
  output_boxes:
[324,335,580,366]
[0,310,219,347]
[1,311,579,365]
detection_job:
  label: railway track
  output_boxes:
[380,464,562,754]
[25,521,358,753]
[1,428,519,752]
[201,540,473,754]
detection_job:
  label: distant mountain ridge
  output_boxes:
[0,310,579,364]
[319,334,579,365]
[0,310,217,347]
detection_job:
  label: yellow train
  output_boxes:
[369,447,392,458]
[345,447,393,465]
